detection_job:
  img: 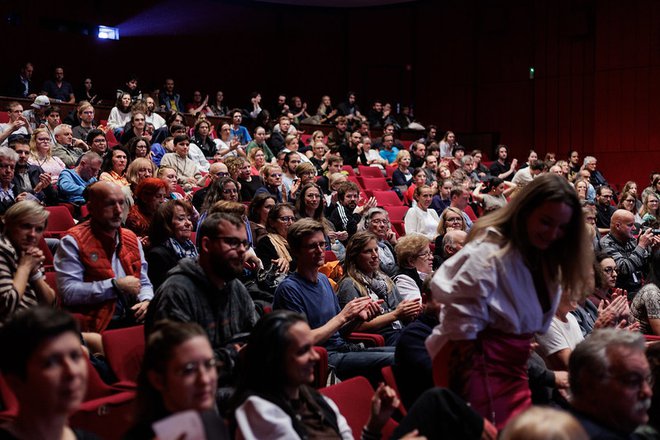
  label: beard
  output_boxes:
[213,257,244,281]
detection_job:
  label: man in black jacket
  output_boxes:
[9,137,56,206]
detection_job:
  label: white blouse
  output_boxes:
[235,395,353,440]
[404,206,440,240]
[425,228,561,359]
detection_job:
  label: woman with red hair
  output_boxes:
[126,177,167,246]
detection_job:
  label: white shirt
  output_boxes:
[535,313,584,358]
[235,395,353,440]
[404,206,440,240]
[426,228,561,359]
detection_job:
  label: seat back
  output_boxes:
[358,165,384,178]
[44,206,76,238]
[101,325,146,385]
[341,165,356,176]
[361,177,391,192]
[320,376,398,439]
[0,374,18,420]
[312,346,329,388]
[386,205,409,222]
[381,366,407,415]
[373,190,403,207]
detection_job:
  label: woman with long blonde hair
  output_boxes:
[28,128,65,183]
[427,174,592,429]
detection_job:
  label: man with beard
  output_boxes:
[329,181,377,239]
[145,212,259,366]
[144,96,166,130]
[9,137,56,205]
[569,329,653,439]
[55,182,154,332]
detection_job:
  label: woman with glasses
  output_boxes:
[337,231,421,346]
[255,203,296,294]
[28,128,65,183]
[126,136,151,162]
[125,320,228,439]
[394,234,434,302]
[434,207,467,260]
[617,190,643,225]
[146,200,197,291]
[640,191,660,226]
[248,146,267,175]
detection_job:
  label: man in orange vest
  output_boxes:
[54,181,153,332]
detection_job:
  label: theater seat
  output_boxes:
[381,366,407,415]
[373,190,403,207]
[44,206,75,239]
[69,355,137,440]
[101,325,146,385]
[386,206,409,222]
[361,177,391,192]
[312,346,329,388]
[341,165,356,176]
[358,166,384,178]
[0,374,18,421]
[320,376,398,439]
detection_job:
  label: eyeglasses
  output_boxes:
[36,138,51,143]
[269,173,282,178]
[371,219,389,225]
[278,216,295,223]
[601,266,617,274]
[177,358,218,377]
[210,236,251,250]
[445,217,463,223]
[609,372,654,391]
[214,172,229,178]
[416,251,432,259]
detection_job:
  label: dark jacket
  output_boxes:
[12,164,57,206]
[145,258,259,383]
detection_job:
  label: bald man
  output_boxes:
[600,209,658,298]
[54,181,154,332]
[192,161,229,211]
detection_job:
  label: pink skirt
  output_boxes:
[449,329,532,429]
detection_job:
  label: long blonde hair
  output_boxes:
[468,173,592,298]
[29,128,52,160]
[341,231,394,297]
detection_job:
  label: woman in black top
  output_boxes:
[146,200,197,290]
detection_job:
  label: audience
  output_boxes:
[273,219,394,384]
[337,231,421,346]
[2,78,659,439]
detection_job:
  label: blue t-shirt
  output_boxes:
[273,272,344,349]
[380,147,399,164]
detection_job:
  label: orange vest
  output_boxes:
[66,222,142,333]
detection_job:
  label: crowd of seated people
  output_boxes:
[0,69,660,439]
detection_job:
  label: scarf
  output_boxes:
[268,233,292,263]
[165,237,198,260]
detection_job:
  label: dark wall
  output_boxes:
[2,0,658,184]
